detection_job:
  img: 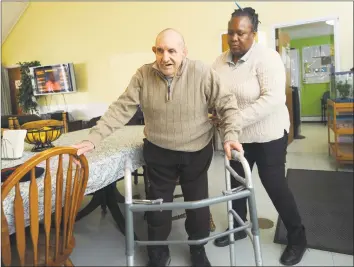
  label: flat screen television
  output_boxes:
[30,63,77,96]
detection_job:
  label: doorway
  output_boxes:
[272,17,340,123]
[6,66,22,115]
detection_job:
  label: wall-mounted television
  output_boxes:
[30,63,77,96]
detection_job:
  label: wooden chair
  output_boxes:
[1,147,89,266]
[8,112,68,133]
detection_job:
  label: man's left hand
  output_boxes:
[224,140,243,160]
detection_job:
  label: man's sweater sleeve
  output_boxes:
[204,67,242,143]
[86,69,142,148]
[240,50,286,128]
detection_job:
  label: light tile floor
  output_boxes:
[71,123,353,266]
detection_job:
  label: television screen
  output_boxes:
[31,63,77,96]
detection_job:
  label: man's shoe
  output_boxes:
[279,243,307,266]
[147,247,171,267]
[213,228,247,247]
[190,246,211,267]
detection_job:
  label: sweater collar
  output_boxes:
[226,41,256,65]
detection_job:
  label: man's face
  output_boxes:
[152,33,187,77]
[227,16,256,58]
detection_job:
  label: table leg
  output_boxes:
[105,183,140,240]
[76,190,106,221]
[76,178,141,240]
[112,181,125,203]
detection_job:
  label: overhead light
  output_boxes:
[326,20,335,26]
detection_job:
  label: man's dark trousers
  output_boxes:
[143,138,213,256]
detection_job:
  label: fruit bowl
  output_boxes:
[24,126,64,152]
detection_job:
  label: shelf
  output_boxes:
[329,142,354,160]
[328,123,354,135]
[327,99,354,111]
[327,100,354,169]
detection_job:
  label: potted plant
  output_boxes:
[336,80,352,100]
[17,61,41,114]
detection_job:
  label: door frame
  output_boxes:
[6,66,22,114]
[271,16,340,72]
[220,31,228,53]
[289,48,302,116]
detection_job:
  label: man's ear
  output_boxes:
[183,46,188,57]
[152,46,156,54]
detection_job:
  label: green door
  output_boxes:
[291,35,334,117]
[301,83,330,116]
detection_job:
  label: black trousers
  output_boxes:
[230,131,306,245]
[143,139,213,254]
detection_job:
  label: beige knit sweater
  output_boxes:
[87,58,242,152]
[212,43,290,144]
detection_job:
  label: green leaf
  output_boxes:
[17,61,41,114]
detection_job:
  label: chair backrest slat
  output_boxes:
[62,157,73,253]
[29,169,39,266]
[14,183,26,266]
[1,207,11,265]
[76,169,86,214]
[54,155,63,261]
[67,167,80,246]
[43,158,52,266]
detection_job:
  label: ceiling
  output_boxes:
[280,21,334,39]
[1,1,29,43]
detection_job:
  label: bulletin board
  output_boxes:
[302,44,332,84]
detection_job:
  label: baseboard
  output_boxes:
[301,116,322,122]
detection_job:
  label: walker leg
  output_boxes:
[248,188,263,266]
[225,156,236,266]
[125,160,136,266]
[125,203,135,266]
[228,198,236,267]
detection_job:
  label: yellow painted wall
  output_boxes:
[2,1,353,108]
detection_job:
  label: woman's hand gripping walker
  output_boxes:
[224,150,263,266]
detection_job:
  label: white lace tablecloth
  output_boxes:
[2,125,146,234]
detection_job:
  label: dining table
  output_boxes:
[2,125,146,236]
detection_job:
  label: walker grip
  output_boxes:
[231,150,244,161]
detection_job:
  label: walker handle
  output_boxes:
[231,150,244,161]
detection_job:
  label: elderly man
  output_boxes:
[73,28,243,267]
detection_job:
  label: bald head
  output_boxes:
[155,28,185,49]
[152,28,188,77]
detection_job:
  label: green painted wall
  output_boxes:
[291,35,334,117]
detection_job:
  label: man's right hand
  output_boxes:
[72,140,95,156]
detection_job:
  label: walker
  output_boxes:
[124,150,263,266]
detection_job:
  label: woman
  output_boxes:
[211,7,307,266]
